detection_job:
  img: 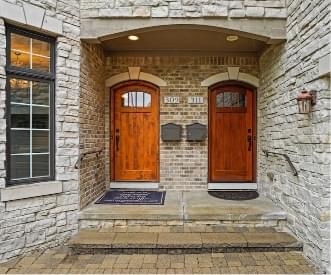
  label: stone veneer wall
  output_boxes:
[80,42,106,208]
[0,0,81,262]
[258,0,330,271]
[81,0,287,18]
[105,56,259,189]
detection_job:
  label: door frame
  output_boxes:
[110,80,160,182]
[208,81,257,183]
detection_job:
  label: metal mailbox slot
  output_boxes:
[186,123,207,141]
[161,123,182,141]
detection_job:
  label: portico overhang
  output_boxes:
[81,18,286,46]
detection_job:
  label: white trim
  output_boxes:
[201,67,259,87]
[110,182,159,189]
[208,182,257,190]
[105,68,167,88]
[0,181,62,201]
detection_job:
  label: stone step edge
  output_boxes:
[68,232,303,251]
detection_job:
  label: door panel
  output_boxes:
[113,83,159,181]
[209,85,254,182]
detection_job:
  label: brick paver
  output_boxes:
[0,247,319,274]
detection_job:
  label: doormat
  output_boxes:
[95,190,166,205]
[208,191,259,201]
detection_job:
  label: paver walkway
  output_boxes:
[0,246,319,274]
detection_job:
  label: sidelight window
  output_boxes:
[6,25,55,185]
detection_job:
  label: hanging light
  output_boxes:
[296,90,317,114]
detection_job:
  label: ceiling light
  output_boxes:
[128,35,139,41]
[226,35,239,42]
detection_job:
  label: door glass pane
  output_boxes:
[128,92,136,107]
[32,81,49,105]
[32,106,49,129]
[32,131,49,153]
[216,92,245,107]
[136,92,144,107]
[32,154,49,177]
[11,104,30,128]
[10,33,30,69]
[144,93,151,107]
[10,130,30,154]
[11,155,30,179]
[10,79,30,104]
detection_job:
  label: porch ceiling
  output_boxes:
[101,28,266,54]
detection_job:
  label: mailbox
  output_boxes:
[161,123,182,141]
[186,123,207,141]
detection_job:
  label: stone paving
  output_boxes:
[0,246,319,274]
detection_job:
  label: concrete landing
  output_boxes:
[68,230,303,254]
[80,191,287,222]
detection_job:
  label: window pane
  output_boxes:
[10,33,30,69]
[32,55,50,72]
[10,130,30,154]
[11,155,30,179]
[216,93,224,107]
[32,81,49,105]
[10,79,30,104]
[136,92,144,107]
[10,51,30,69]
[122,93,129,107]
[32,39,50,57]
[129,92,136,107]
[217,92,245,108]
[144,93,151,107]
[32,154,49,177]
[32,106,49,129]
[11,104,30,128]
[32,131,49,153]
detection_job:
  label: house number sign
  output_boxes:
[188,96,204,104]
[164,96,180,104]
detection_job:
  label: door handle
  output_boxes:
[247,135,252,151]
[115,129,120,151]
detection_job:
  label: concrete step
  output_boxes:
[79,191,288,231]
[68,229,303,255]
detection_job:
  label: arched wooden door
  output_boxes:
[112,82,159,181]
[209,83,256,182]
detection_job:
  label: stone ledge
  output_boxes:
[0,181,63,202]
[0,0,63,35]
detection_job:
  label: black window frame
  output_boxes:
[5,24,56,186]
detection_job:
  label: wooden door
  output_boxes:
[209,84,255,182]
[113,82,159,181]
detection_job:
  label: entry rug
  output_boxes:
[95,190,166,205]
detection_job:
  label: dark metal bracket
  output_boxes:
[262,150,298,176]
[74,148,103,169]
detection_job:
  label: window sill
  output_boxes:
[0,181,62,202]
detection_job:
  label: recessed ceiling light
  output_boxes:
[128,35,139,41]
[226,35,239,42]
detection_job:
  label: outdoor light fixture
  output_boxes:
[226,35,239,42]
[128,35,139,41]
[296,90,317,114]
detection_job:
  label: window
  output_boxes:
[121,91,151,107]
[216,91,246,108]
[6,25,55,185]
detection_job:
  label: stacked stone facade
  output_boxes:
[105,56,259,190]
[0,0,81,263]
[258,0,330,271]
[80,0,287,19]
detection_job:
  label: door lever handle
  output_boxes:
[247,135,252,151]
[115,129,120,151]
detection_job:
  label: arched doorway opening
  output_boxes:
[208,81,256,183]
[110,81,160,182]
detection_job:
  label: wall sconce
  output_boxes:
[296,90,317,114]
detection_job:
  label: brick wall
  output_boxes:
[0,0,81,262]
[105,56,259,190]
[258,0,330,271]
[81,0,287,19]
[80,42,107,208]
